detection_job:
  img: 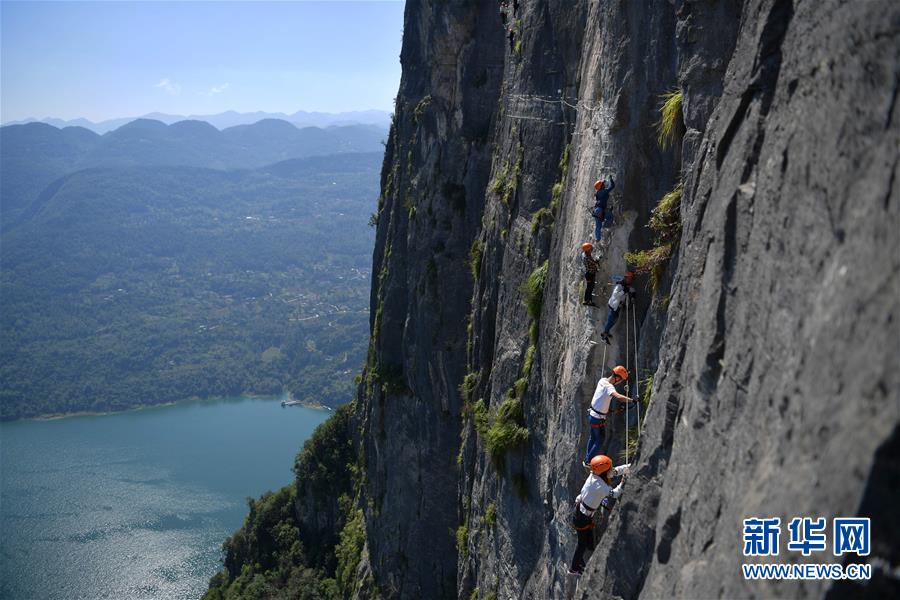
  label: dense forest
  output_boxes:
[0,119,383,420]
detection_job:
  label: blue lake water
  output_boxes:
[0,397,331,600]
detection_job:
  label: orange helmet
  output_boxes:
[594,180,604,191]
[581,242,593,253]
[590,455,613,475]
[623,271,635,282]
[612,365,629,381]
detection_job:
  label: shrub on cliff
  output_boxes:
[656,89,684,150]
[626,181,683,291]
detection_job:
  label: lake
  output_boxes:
[0,397,331,600]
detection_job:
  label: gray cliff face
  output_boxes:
[581,1,900,598]
[353,1,900,598]
[355,2,504,597]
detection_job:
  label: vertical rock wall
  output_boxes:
[355,2,504,597]
[580,0,900,598]
[353,0,900,598]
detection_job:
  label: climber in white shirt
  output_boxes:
[568,455,630,575]
[584,365,635,467]
[600,271,636,345]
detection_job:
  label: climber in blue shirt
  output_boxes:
[591,176,615,242]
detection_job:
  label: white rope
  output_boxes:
[600,335,608,372]
[505,93,616,117]
[624,299,629,465]
[633,296,641,435]
[502,92,618,129]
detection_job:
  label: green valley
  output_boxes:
[0,122,382,419]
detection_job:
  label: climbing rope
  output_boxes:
[632,296,641,435]
[599,331,608,373]
[502,93,618,130]
[624,299,630,464]
[506,93,616,117]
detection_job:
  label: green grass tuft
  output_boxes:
[522,344,536,379]
[530,207,552,234]
[483,398,529,470]
[413,95,432,125]
[456,524,469,558]
[521,260,549,320]
[513,376,528,399]
[472,399,489,437]
[625,180,683,293]
[649,182,683,244]
[625,245,673,272]
[484,503,497,527]
[550,183,563,215]
[489,162,509,198]
[558,143,571,177]
[460,371,480,403]
[469,239,484,280]
[657,89,684,150]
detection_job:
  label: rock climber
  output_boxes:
[599,271,635,345]
[592,176,616,243]
[508,27,515,51]
[569,454,630,575]
[583,366,635,467]
[581,242,599,306]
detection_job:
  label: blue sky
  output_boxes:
[0,1,405,122]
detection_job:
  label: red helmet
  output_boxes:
[581,242,594,253]
[612,365,629,381]
[594,180,604,191]
[590,455,613,475]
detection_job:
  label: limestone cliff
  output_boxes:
[211,1,899,598]
[355,0,899,598]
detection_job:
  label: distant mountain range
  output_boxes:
[0,118,388,224]
[3,109,392,134]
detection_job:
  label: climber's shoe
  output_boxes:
[600,333,611,345]
[582,301,596,307]
[581,460,591,470]
[567,567,583,576]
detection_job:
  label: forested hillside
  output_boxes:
[0,119,385,223]
[0,141,382,419]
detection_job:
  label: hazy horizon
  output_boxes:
[1,107,392,129]
[0,1,405,123]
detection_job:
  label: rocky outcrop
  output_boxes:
[353,3,505,597]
